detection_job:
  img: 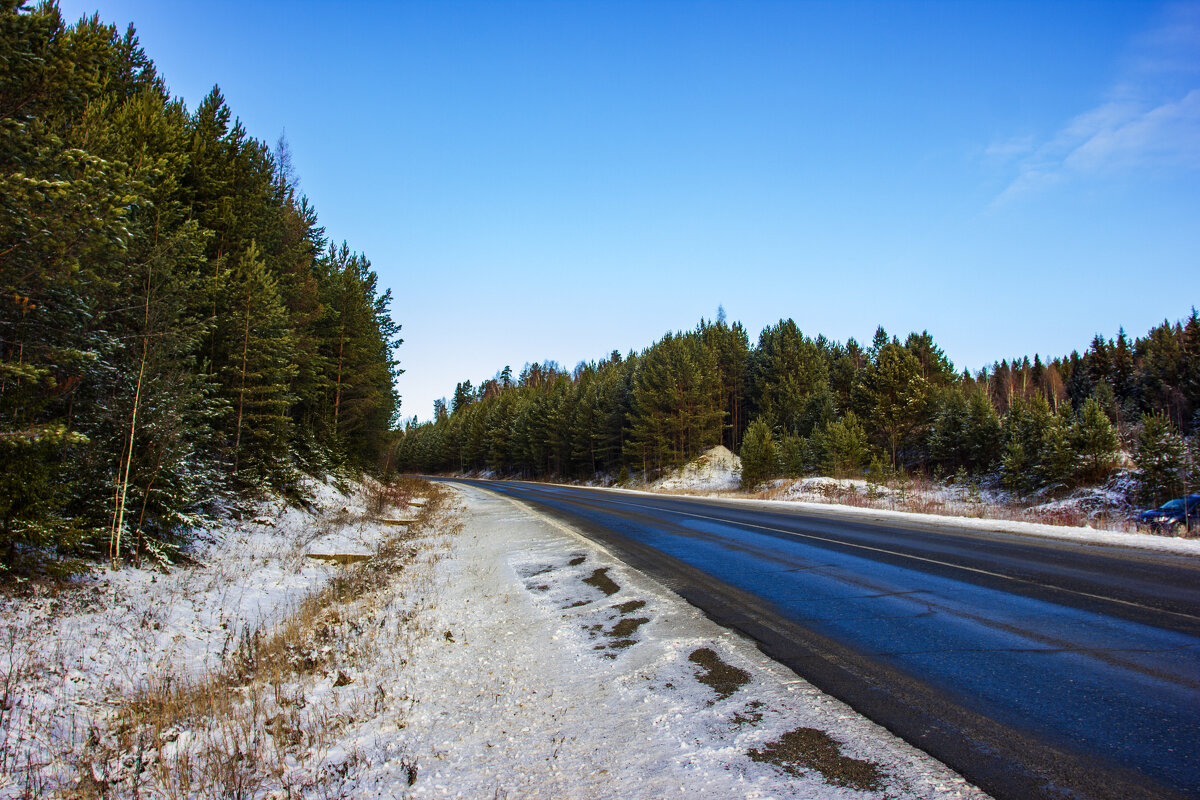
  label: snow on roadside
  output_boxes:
[340,483,989,799]
[0,479,391,796]
[2,476,993,799]
[711,493,1200,556]
[605,480,1200,557]
[621,447,1198,556]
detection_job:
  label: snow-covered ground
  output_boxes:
[0,478,991,799]
[634,448,1200,556]
[0,478,412,797]
[348,483,988,799]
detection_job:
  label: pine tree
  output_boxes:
[816,412,870,476]
[1074,396,1120,483]
[858,342,929,469]
[0,6,149,564]
[928,388,969,472]
[626,331,723,474]
[777,433,809,477]
[797,381,837,438]
[699,316,750,451]
[1000,439,1033,494]
[1000,396,1054,492]
[904,331,956,387]
[964,390,1002,472]
[749,320,828,435]
[739,418,777,490]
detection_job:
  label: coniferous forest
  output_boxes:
[1,4,402,571]
[3,3,1198,575]
[396,311,1200,508]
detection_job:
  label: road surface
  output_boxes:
[442,478,1200,800]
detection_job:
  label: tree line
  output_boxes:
[1,3,402,571]
[396,310,1200,507]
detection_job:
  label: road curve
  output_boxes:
[440,478,1200,800]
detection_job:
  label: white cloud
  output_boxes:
[991,4,1200,205]
[1064,89,1200,172]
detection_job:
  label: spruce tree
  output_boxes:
[964,390,1002,471]
[218,243,298,488]
[1134,413,1184,505]
[1040,409,1077,488]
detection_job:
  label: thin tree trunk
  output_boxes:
[112,322,149,566]
[111,264,153,566]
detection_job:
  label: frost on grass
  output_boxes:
[0,476,445,799]
[3,478,994,799]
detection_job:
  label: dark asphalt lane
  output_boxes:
[443,478,1200,800]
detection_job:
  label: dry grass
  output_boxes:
[2,477,459,800]
[753,473,1141,534]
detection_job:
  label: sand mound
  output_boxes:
[654,445,741,492]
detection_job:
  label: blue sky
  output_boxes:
[59,0,1200,421]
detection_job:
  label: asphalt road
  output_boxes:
[442,478,1200,800]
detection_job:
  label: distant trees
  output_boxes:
[398,309,1200,508]
[0,5,401,570]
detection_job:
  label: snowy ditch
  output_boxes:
[0,478,991,799]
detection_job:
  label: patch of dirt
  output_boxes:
[689,647,750,701]
[582,567,620,596]
[609,616,649,638]
[567,555,587,566]
[747,727,884,792]
[613,600,645,614]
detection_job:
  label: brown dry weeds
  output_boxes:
[74,477,455,800]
